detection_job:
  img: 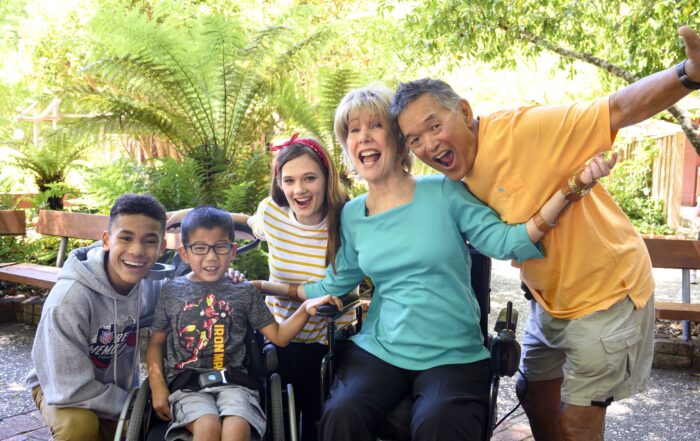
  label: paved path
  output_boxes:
[1,260,699,440]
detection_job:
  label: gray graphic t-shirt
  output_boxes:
[152,277,275,383]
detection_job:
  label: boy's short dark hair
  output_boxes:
[109,194,167,233]
[181,206,235,244]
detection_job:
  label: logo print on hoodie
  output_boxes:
[89,317,137,370]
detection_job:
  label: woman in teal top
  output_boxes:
[306,174,540,370]
[254,85,613,441]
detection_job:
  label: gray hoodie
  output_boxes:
[25,245,142,420]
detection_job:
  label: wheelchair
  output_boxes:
[115,328,296,441]
[114,220,298,441]
[315,246,521,441]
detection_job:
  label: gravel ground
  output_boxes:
[1,260,698,440]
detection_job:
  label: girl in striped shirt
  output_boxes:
[247,135,357,441]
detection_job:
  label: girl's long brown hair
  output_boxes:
[270,141,348,274]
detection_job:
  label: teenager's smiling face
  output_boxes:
[102,214,165,295]
[280,154,328,226]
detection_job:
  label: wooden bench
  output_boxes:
[0,210,26,237]
[0,210,182,290]
[643,237,700,340]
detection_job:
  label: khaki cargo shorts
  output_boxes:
[520,295,654,407]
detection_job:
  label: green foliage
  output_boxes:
[399,1,699,78]
[67,9,326,178]
[234,245,270,281]
[0,234,63,267]
[86,156,207,211]
[221,151,271,215]
[2,131,88,209]
[603,141,672,235]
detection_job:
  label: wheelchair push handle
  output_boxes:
[315,293,362,317]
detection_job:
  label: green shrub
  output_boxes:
[603,141,673,235]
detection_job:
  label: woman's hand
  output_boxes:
[579,152,619,186]
[303,295,343,315]
[150,382,172,421]
[226,268,246,283]
[165,209,191,232]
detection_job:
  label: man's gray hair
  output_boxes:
[389,78,462,121]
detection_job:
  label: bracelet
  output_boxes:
[560,170,596,202]
[533,212,557,233]
[676,60,700,91]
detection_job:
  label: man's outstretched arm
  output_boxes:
[609,26,700,132]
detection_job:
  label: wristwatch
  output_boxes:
[533,212,557,233]
[676,60,700,90]
[560,171,595,202]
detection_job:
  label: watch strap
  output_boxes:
[533,212,557,233]
[676,60,700,91]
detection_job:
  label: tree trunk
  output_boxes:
[514,28,700,156]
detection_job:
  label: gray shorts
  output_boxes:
[520,295,655,407]
[166,385,266,440]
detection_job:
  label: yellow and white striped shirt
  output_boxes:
[250,197,355,344]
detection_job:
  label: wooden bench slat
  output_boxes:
[0,210,26,236]
[655,301,700,321]
[0,263,60,289]
[643,238,700,269]
[37,210,109,241]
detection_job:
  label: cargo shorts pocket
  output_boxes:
[601,325,641,374]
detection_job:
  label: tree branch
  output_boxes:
[510,27,700,156]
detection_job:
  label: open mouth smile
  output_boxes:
[294,196,312,209]
[359,149,381,165]
[434,150,455,168]
[122,259,147,271]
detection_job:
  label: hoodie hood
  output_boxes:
[63,244,140,301]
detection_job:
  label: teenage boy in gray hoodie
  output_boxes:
[25,193,168,441]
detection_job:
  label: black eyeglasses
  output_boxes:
[185,243,235,255]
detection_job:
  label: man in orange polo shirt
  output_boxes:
[391,25,699,441]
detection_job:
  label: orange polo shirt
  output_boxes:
[464,98,654,319]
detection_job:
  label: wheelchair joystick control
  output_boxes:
[490,301,521,377]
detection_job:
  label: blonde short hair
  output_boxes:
[333,85,412,173]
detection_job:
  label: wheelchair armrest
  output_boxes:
[315,293,361,319]
[263,343,279,372]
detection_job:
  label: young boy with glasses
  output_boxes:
[147,205,339,441]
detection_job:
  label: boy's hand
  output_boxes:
[303,295,343,315]
[151,382,172,421]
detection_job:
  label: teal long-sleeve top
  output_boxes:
[305,175,543,370]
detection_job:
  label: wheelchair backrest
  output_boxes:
[468,245,492,347]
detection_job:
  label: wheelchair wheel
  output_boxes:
[286,383,298,441]
[270,373,285,441]
[126,378,151,441]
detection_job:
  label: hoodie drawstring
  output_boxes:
[113,298,118,385]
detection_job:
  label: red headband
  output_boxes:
[271,133,330,178]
